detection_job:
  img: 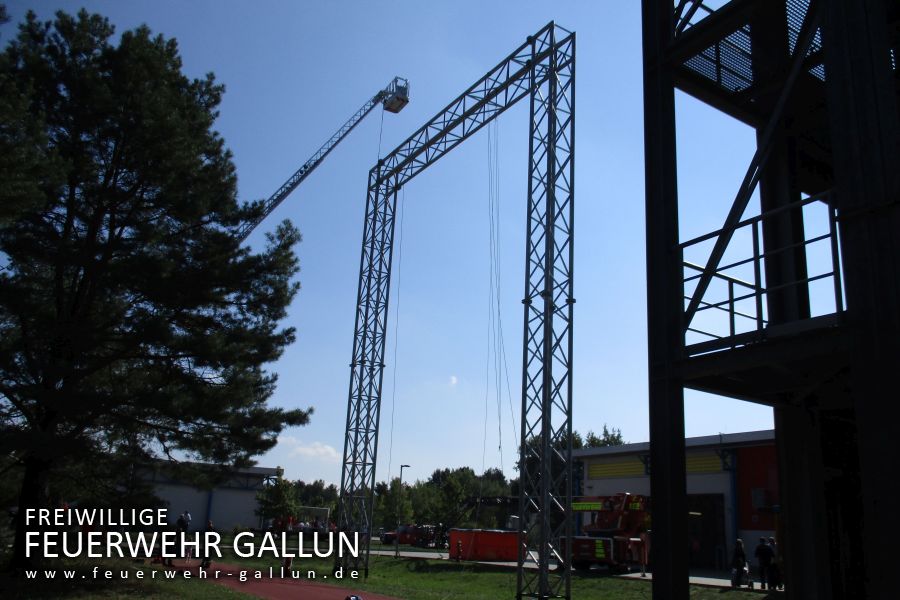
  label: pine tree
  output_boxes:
[0,10,310,567]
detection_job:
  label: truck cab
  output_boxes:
[565,493,650,571]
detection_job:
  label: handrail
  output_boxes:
[681,190,844,349]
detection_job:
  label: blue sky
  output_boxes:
[4,1,775,485]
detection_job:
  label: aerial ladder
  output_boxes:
[236,76,410,242]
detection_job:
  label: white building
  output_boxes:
[142,463,280,530]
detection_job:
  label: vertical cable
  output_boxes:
[376,107,386,159]
[386,179,405,482]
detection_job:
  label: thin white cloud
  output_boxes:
[278,437,341,464]
[450,375,459,386]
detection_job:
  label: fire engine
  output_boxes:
[564,492,650,571]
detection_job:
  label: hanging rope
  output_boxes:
[481,118,518,484]
[376,106,386,160]
[482,124,495,484]
[489,121,504,474]
[492,123,519,464]
[384,109,402,481]
[386,187,404,481]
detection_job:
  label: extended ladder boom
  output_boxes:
[237,76,409,242]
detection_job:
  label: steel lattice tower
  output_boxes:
[517,26,575,600]
[335,22,576,599]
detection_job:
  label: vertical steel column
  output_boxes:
[517,26,576,600]
[337,164,398,577]
[750,1,811,325]
[773,404,832,600]
[822,0,900,597]
[749,5,823,597]
[642,1,689,599]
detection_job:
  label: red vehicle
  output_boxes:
[380,524,417,545]
[381,524,442,547]
[563,493,650,572]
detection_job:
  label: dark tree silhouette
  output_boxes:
[0,10,309,567]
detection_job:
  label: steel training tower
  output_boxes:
[336,22,577,599]
[642,1,900,599]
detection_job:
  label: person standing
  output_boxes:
[754,537,774,590]
[767,536,782,590]
[731,539,747,587]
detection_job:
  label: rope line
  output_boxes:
[481,119,517,489]
[491,121,519,461]
[385,114,401,481]
[376,106,386,160]
[489,122,504,474]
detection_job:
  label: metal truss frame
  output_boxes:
[335,22,576,599]
[516,25,576,600]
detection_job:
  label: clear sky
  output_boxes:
[3,1,776,486]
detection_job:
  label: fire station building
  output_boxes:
[573,429,777,570]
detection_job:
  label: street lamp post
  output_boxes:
[396,464,410,558]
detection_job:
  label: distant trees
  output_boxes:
[371,466,514,531]
[376,477,415,529]
[256,476,339,524]
[370,426,628,530]
[366,427,626,531]
[522,425,625,455]
[256,474,299,525]
[584,425,625,448]
[295,478,339,512]
[519,424,625,472]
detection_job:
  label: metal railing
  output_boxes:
[681,191,844,351]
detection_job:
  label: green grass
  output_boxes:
[214,537,780,600]
[285,554,781,600]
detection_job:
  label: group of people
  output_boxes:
[731,536,782,590]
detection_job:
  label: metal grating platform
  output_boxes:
[679,0,826,95]
[683,27,753,92]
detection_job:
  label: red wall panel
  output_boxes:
[736,445,779,530]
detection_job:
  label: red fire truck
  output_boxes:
[564,493,650,572]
